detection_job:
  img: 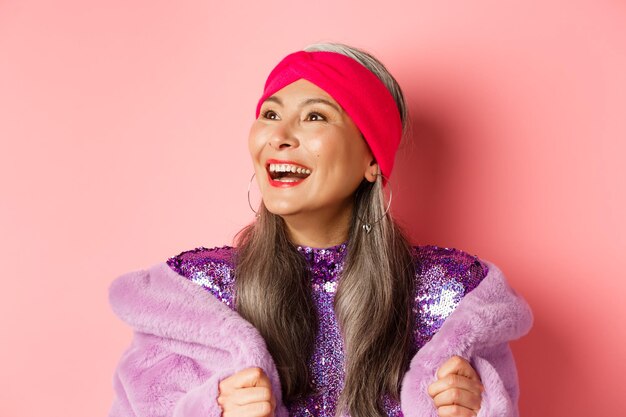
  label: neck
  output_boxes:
[281,202,352,248]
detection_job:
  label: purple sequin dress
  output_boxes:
[166,242,488,416]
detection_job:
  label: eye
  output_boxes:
[262,109,279,120]
[306,111,327,122]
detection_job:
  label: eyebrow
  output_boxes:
[264,96,342,113]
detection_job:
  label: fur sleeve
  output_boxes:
[107,265,290,417]
[400,260,533,417]
[109,331,227,417]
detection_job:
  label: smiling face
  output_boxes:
[248,79,378,223]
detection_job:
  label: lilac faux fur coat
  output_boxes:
[108,258,533,417]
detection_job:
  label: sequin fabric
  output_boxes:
[166,243,489,416]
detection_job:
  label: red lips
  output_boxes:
[265,159,311,188]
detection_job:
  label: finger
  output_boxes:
[219,367,268,394]
[436,355,481,382]
[428,373,484,398]
[432,387,482,411]
[227,386,273,406]
[222,400,273,417]
[254,371,272,389]
[436,404,478,417]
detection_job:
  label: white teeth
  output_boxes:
[267,163,312,174]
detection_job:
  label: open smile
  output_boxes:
[265,159,312,188]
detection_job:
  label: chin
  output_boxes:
[262,200,304,217]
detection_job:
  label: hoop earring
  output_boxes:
[247,172,260,217]
[356,173,392,234]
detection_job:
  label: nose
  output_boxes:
[269,121,300,150]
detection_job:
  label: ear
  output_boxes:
[364,159,379,183]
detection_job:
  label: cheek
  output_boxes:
[306,129,346,159]
[309,134,366,176]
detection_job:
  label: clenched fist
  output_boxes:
[217,367,277,417]
[427,355,484,417]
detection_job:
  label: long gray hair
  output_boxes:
[234,42,416,417]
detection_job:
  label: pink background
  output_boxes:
[1,1,624,416]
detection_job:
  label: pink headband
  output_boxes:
[255,50,402,181]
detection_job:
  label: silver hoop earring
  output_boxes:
[356,173,392,234]
[247,172,260,217]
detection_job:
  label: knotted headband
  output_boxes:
[255,50,403,181]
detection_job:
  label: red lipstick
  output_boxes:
[265,159,312,188]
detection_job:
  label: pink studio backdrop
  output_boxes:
[0,1,624,416]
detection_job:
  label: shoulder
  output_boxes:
[411,244,489,292]
[165,245,237,309]
[108,248,269,349]
[410,244,490,347]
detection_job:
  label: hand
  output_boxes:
[217,367,276,417]
[427,355,484,417]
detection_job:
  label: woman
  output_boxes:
[108,42,533,417]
